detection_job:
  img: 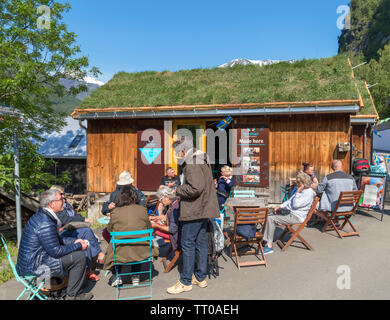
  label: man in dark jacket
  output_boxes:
[167,138,219,295]
[16,189,93,300]
[50,185,104,281]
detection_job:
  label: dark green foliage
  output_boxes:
[0,0,99,193]
[338,0,390,118]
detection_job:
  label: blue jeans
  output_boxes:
[180,219,208,286]
[60,228,102,269]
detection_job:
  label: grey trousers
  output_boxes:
[60,251,86,297]
[263,213,302,244]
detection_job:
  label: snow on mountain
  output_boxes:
[219,58,297,68]
[59,76,105,100]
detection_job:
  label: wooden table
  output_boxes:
[222,197,268,226]
[223,197,268,209]
[222,197,268,239]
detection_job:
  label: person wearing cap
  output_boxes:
[101,171,146,243]
[166,137,219,295]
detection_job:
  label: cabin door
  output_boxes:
[172,120,206,176]
[137,129,165,191]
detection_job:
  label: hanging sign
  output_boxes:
[234,126,269,188]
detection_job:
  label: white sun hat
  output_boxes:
[117,171,134,185]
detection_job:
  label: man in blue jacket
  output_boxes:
[16,189,93,300]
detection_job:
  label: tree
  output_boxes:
[0,0,99,193]
[338,0,390,118]
[365,44,390,118]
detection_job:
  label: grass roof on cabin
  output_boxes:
[78,54,376,116]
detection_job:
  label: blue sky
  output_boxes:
[63,0,350,83]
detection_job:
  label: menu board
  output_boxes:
[359,175,387,210]
[234,126,269,188]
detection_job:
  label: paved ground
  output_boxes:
[1,206,390,300]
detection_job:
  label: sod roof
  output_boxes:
[75,54,377,116]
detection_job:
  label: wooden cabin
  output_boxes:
[71,56,379,204]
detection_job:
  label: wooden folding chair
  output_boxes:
[230,207,268,269]
[276,196,320,252]
[145,195,160,216]
[161,239,181,273]
[315,190,363,239]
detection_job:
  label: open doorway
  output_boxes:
[206,120,232,180]
[171,119,232,180]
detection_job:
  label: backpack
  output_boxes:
[206,219,224,279]
[236,224,257,239]
[352,158,371,176]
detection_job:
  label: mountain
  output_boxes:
[219,58,297,68]
[58,77,105,100]
[338,0,390,60]
[51,77,105,115]
[338,0,390,119]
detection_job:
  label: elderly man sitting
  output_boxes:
[263,172,316,254]
[317,160,358,212]
[16,189,93,300]
[50,185,104,282]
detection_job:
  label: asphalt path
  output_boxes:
[1,207,389,300]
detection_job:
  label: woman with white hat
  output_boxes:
[101,171,146,243]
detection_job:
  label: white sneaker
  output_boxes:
[132,275,140,286]
[110,276,122,287]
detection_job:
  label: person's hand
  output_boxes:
[155,215,165,221]
[274,206,280,213]
[74,239,88,251]
[108,202,115,210]
[168,182,176,188]
[59,227,64,232]
[84,218,93,224]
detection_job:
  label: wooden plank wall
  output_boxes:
[87,119,164,193]
[237,114,351,203]
[87,119,137,193]
[87,114,351,203]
